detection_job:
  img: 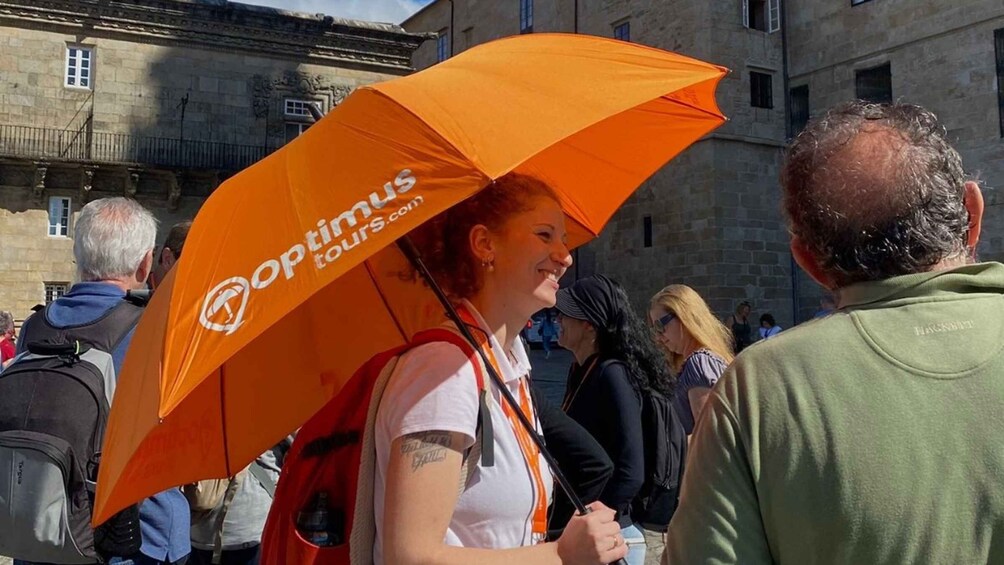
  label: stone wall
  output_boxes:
[0,158,208,321]
[788,1,1004,312]
[0,26,398,148]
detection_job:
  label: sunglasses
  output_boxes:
[651,312,676,333]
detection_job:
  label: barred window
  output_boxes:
[855,63,892,104]
[44,282,68,305]
[750,71,774,109]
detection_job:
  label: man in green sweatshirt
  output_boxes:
[664,101,1001,564]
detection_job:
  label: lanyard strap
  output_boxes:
[560,357,599,413]
[456,307,549,542]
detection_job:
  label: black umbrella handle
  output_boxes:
[398,237,629,565]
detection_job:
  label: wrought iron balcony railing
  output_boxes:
[0,124,277,171]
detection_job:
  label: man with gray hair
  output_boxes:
[15,197,190,565]
[665,101,999,563]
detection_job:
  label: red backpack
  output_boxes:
[260,328,489,565]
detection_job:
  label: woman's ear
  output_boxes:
[469,224,495,264]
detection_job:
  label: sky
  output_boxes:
[237,0,434,25]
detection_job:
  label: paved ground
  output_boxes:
[527,345,573,405]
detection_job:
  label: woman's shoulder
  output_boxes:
[683,349,728,374]
[384,341,481,399]
[378,340,482,442]
[593,358,641,397]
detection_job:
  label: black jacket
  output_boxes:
[559,354,645,528]
[529,385,613,538]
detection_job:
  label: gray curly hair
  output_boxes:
[782,101,971,287]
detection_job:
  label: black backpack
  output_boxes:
[632,386,687,532]
[594,359,687,532]
[0,300,145,563]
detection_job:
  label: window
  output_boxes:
[437,30,450,62]
[65,46,92,89]
[285,122,311,143]
[855,63,892,104]
[851,0,873,5]
[743,0,779,33]
[48,196,70,237]
[750,71,773,109]
[614,22,630,41]
[996,29,1004,137]
[284,99,319,118]
[44,283,68,305]
[520,0,533,34]
[789,85,809,136]
[643,216,652,248]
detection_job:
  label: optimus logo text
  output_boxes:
[200,169,423,335]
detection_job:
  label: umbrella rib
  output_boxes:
[363,258,408,342]
[659,81,727,121]
[219,364,232,477]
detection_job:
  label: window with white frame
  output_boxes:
[614,21,631,41]
[44,282,69,305]
[65,46,92,89]
[48,196,70,237]
[743,0,780,33]
[520,0,533,34]
[284,99,319,118]
[437,30,450,62]
[285,122,311,143]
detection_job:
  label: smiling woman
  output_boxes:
[371,173,628,565]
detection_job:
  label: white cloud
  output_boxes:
[238,0,432,25]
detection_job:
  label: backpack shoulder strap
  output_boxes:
[23,300,144,354]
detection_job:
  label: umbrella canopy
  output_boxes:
[93,33,726,524]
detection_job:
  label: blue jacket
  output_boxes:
[22,282,191,562]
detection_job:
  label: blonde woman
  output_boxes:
[648,286,734,435]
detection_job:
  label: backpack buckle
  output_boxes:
[26,340,91,363]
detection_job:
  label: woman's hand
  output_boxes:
[556,501,628,564]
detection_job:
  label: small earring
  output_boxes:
[481,258,495,272]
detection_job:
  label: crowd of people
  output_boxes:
[2,97,1003,565]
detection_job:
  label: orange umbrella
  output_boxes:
[93,33,726,524]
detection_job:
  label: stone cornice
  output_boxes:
[0,0,426,73]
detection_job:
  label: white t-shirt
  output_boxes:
[373,304,553,564]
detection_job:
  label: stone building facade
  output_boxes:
[404,0,1004,324]
[787,0,1004,309]
[0,0,424,320]
[404,0,793,323]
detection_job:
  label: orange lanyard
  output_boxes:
[458,307,549,542]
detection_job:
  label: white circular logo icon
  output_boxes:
[199,277,251,335]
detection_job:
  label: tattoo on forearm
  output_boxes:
[400,431,452,472]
